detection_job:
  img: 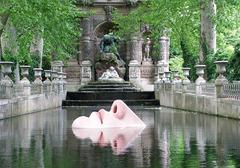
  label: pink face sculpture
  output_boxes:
[72,127,145,155]
[72,100,146,128]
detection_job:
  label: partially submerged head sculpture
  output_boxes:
[72,100,146,128]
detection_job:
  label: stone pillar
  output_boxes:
[62,72,67,91]
[58,72,63,93]
[214,61,228,98]
[182,67,191,93]
[33,68,43,94]
[0,61,14,99]
[159,36,170,72]
[20,65,31,96]
[43,70,52,94]
[195,65,206,95]
[155,61,164,82]
[130,36,139,61]
[81,60,92,85]
[51,61,63,73]
[81,17,91,61]
[129,60,140,84]
[51,71,59,93]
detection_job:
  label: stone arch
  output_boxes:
[94,21,117,38]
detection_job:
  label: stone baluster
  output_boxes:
[20,65,31,96]
[182,67,191,93]
[129,60,140,83]
[62,72,67,92]
[159,35,170,72]
[172,70,180,84]
[214,61,228,98]
[80,60,92,85]
[0,61,14,98]
[51,71,59,94]
[58,72,63,93]
[164,71,171,83]
[33,68,43,94]
[195,65,206,95]
[43,70,52,94]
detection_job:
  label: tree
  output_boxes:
[113,0,240,79]
[0,0,84,81]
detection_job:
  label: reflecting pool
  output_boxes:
[0,106,240,168]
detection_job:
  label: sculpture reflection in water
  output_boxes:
[72,100,146,155]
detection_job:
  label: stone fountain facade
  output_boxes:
[64,0,170,91]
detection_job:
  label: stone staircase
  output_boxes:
[62,81,160,106]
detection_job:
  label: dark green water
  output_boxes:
[0,106,240,168]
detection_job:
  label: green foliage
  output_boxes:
[0,0,84,67]
[113,0,240,79]
[227,43,240,81]
[204,49,230,81]
[169,56,184,78]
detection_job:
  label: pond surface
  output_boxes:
[0,106,240,168]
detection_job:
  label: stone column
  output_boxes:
[195,65,206,95]
[159,36,170,72]
[214,61,228,98]
[130,36,139,61]
[58,72,63,93]
[0,61,14,99]
[129,60,140,85]
[33,68,43,94]
[80,17,91,61]
[155,61,164,82]
[20,65,31,96]
[51,71,59,94]
[62,72,67,91]
[182,67,191,93]
[80,60,92,85]
[43,70,52,94]
[51,61,63,73]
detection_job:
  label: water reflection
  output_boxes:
[0,107,240,168]
[72,127,145,155]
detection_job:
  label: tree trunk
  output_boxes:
[30,32,44,68]
[200,0,216,63]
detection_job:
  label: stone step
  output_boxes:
[62,99,160,106]
[87,81,131,85]
[66,91,155,100]
[81,85,133,89]
[79,88,137,91]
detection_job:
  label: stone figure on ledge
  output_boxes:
[144,37,151,61]
[99,66,124,82]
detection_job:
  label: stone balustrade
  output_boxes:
[0,62,67,99]
[156,61,240,119]
[0,61,67,119]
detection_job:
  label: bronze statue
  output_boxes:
[99,32,121,60]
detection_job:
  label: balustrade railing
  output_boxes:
[0,83,7,99]
[185,83,196,94]
[175,83,182,92]
[222,83,240,100]
[200,83,216,96]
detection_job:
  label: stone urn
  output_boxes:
[20,65,30,85]
[0,61,13,78]
[214,61,228,79]
[33,68,43,86]
[51,71,58,80]
[195,65,206,85]
[172,70,180,83]
[182,67,191,84]
[44,70,51,80]
[164,71,171,83]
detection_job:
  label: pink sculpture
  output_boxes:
[72,100,146,154]
[72,100,146,128]
[72,127,145,155]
